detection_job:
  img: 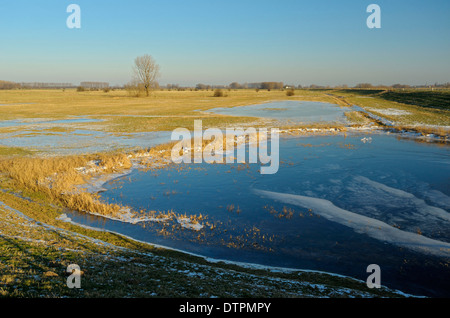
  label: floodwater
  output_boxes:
[0,116,172,154]
[3,101,450,296]
[0,117,103,128]
[0,128,172,154]
[0,101,350,154]
[67,132,450,297]
[204,100,351,124]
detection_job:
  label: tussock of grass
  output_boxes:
[0,152,134,218]
[61,192,124,218]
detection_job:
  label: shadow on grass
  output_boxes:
[335,89,450,111]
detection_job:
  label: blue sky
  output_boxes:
[0,0,449,86]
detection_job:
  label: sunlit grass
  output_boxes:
[0,145,36,157]
[0,89,343,132]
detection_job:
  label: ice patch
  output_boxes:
[253,189,450,258]
[353,176,450,222]
[422,189,450,210]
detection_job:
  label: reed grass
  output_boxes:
[0,151,135,218]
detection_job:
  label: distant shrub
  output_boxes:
[124,80,144,97]
[286,89,295,96]
[76,86,85,92]
[213,89,224,97]
[103,87,110,93]
[0,80,21,90]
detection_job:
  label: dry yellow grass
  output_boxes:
[0,89,345,132]
[0,151,135,217]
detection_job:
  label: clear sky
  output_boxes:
[1,0,449,86]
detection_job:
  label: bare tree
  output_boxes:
[133,54,160,97]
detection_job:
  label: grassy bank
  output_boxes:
[0,189,408,298]
[332,89,450,127]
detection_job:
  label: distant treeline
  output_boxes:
[1,79,450,91]
[0,81,112,90]
[20,82,74,89]
[80,82,109,89]
[193,82,285,91]
[352,82,450,89]
[186,82,450,91]
[0,80,21,90]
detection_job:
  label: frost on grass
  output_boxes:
[366,108,411,116]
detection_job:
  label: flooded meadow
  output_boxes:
[2,100,449,297]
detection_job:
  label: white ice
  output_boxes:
[253,189,450,258]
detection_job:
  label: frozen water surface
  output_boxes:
[0,128,173,154]
[0,116,172,154]
[204,100,350,124]
[67,132,450,297]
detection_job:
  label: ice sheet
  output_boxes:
[254,189,450,257]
